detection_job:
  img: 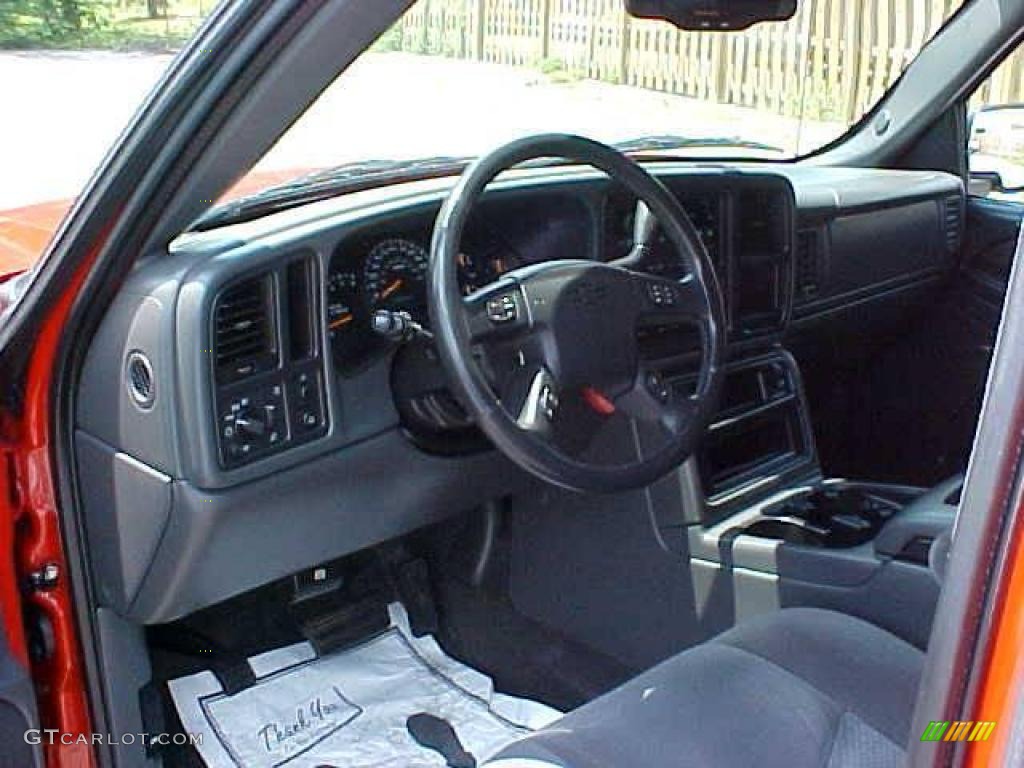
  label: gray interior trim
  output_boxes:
[94,609,155,768]
[121,429,529,624]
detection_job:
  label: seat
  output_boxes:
[488,607,924,768]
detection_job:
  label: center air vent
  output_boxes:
[942,195,963,255]
[214,275,277,384]
[794,229,824,303]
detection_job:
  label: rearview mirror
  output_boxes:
[969,104,1024,193]
[626,0,797,31]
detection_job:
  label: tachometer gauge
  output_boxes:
[326,269,359,339]
[364,238,428,314]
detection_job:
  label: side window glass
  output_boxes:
[968,47,1024,201]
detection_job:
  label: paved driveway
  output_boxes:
[0,51,173,210]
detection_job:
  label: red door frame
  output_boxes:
[0,252,101,767]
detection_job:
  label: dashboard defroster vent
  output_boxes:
[214,275,277,384]
[794,229,823,303]
[942,195,963,255]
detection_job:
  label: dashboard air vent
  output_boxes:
[794,229,823,303]
[214,275,277,383]
[942,195,963,255]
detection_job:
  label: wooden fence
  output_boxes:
[397,0,1024,124]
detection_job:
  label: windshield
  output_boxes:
[0,0,976,273]
[237,0,965,199]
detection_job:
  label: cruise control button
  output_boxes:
[486,293,518,324]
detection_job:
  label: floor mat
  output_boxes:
[168,603,561,768]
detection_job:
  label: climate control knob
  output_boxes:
[234,410,267,437]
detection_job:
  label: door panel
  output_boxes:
[962,196,1023,317]
[0,630,42,767]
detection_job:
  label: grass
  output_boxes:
[0,0,207,52]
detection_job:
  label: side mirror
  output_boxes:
[968,104,1024,193]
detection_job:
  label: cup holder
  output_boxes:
[743,486,900,548]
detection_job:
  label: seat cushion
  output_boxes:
[487,608,923,768]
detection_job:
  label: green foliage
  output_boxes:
[0,0,204,50]
[537,56,565,75]
[0,0,110,45]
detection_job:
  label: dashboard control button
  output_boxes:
[235,412,267,437]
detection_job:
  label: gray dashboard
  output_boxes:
[74,162,963,624]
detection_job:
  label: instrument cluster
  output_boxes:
[326,226,530,374]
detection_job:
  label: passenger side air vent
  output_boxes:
[942,195,963,255]
[213,275,277,384]
[794,229,824,304]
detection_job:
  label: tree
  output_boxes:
[147,0,167,18]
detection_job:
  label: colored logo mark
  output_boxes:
[920,721,997,742]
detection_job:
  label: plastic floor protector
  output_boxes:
[168,603,562,768]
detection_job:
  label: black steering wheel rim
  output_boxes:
[429,134,725,493]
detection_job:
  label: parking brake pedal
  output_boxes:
[407,713,477,768]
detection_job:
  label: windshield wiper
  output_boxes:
[191,156,472,231]
[612,135,783,155]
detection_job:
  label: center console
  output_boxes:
[670,349,960,649]
[696,353,816,521]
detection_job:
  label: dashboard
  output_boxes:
[325,176,792,376]
[75,162,964,624]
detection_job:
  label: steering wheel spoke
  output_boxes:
[500,363,560,436]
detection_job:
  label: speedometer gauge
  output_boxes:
[364,238,428,315]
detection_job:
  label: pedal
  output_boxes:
[395,558,439,637]
[291,593,389,656]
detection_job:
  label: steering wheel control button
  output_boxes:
[647,282,679,307]
[646,370,671,403]
[486,293,518,324]
[540,384,559,421]
[517,368,558,432]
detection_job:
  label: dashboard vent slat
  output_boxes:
[214,275,277,383]
[943,195,963,255]
[794,229,823,304]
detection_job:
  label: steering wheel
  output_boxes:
[428,134,725,493]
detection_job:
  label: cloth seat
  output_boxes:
[488,607,924,767]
